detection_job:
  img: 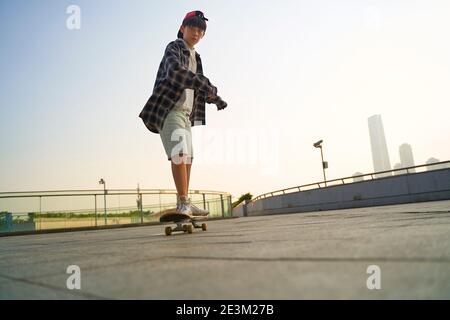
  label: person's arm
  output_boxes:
[164,42,217,96]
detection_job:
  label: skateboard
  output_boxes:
[159,210,208,236]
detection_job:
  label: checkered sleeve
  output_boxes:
[164,42,217,95]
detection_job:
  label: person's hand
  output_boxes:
[215,96,227,110]
[205,85,227,110]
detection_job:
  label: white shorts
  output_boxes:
[159,109,193,162]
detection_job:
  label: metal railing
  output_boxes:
[252,160,450,202]
[0,188,232,234]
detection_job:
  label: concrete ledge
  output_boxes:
[245,168,450,216]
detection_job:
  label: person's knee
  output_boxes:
[171,154,192,165]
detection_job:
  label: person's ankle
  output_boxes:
[178,194,190,204]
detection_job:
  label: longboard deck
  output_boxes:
[159,210,207,223]
[159,212,191,223]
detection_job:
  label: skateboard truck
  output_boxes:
[165,219,207,236]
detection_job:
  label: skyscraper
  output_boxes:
[425,157,450,170]
[368,115,392,176]
[399,143,415,172]
[393,162,403,175]
[352,172,364,182]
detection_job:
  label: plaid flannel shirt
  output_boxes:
[139,38,226,134]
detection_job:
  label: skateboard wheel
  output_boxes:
[183,224,188,232]
[165,226,172,236]
[187,224,193,234]
[201,223,207,231]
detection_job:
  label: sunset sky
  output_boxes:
[1,0,449,203]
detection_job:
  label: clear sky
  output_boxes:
[1,0,450,201]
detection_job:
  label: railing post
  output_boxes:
[202,193,206,210]
[103,189,107,226]
[220,194,225,218]
[94,194,97,227]
[139,193,143,224]
[228,195,232,217]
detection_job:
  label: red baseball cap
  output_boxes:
[177,11,208,39]
[182,10,208,23]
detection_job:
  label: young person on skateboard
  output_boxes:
[139,10,227,217]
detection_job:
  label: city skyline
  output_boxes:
[366,116,442,176]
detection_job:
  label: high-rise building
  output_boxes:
[393,163,403,175]
[426,158,446,171]
[425,157,449,171]
[352,172,364,182]
[399,143,415,173]
[368,115,391,177]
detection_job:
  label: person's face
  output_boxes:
[180,25,205,48]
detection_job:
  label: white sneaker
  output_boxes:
[176,195,208,217]
[189,203,209,216]
[176,202,192,216]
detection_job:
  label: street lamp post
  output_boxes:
[99,178,107,225]
[314,140,328,187]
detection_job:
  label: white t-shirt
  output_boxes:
[173,39,197,115]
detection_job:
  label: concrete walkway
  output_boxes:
[1,200,450,299]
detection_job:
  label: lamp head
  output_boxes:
[314,140,323,148]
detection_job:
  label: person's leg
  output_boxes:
[171,156,188,197]
[186,157,192,190]
[161,111,189,200]
[171,155,193,215]
[183,155,208,216]
[161,110,193,206]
